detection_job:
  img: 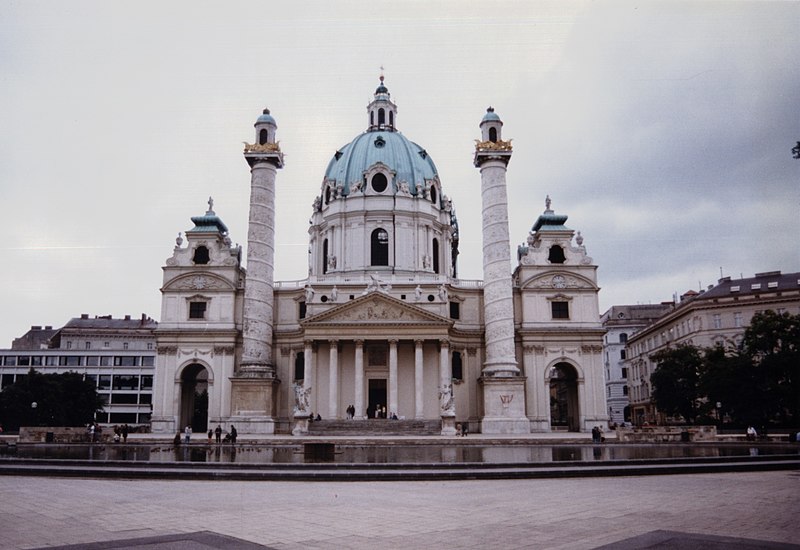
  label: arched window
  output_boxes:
[489,127,497,142]
[259,129,269,145]
[548,245,566,264]
[432,238,440,274]
[389,111,394,127]
[378,108,385,125]
[370,112,374,127]
[325,186,331,204]
[193,246,210,265]
[371,228,389,266]
[620,333,628,343]
[371,173,388,193]
[322,239,329,274]
[429,185,437,204]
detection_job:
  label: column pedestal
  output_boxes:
[292,415,309,436]
[441,414,457,436]
[229,367,279,434]
[479,376,529,434]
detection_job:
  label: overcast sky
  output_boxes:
[1,1,798,347]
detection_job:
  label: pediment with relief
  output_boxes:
[302,292,451,327]
[163,273,236,292]
[520,272,597,291]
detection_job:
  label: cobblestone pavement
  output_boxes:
[1,471,797,549]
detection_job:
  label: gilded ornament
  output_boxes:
[474,139,513,152]
[243,141,282,153]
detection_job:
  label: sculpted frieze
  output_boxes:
[168,274,232,292]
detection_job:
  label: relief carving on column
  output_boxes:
[213,346,235,355]
[280,347,292,357]
[466,347,478,357]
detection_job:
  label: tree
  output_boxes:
[650,344,704,423]
[0,368,105,431]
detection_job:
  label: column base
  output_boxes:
[149,416,177,435]
[479,375,529,434]
[441,415,457,436]
[292,416,309,436]
[229,369,279,434]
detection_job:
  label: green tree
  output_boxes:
[0,368,104,431]
[650,344,704,423]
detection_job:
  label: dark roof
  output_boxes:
[11,326,58,350]
[61,314,158,332]
[698,271,799,300]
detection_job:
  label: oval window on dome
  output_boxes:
[371,173,388,193]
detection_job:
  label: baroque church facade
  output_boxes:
[150,78,606,435]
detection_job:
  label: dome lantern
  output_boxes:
[367,74,397,132]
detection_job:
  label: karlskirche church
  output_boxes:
[150,78,606,435]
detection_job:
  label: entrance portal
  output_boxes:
[549,363,579,431]
[367,379,387,419]
[180,364,208,432]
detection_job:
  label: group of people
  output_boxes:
[455,422,469,436]
[174,424,237,445]
[591,425,605,443]
[111,424,130,443]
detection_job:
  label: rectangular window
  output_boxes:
[4,356,17,366]
[59,356,82,367]
[623,385,629,396]
[18,356,30,366]
[140,375,153,390]
[551,301,569,319]
[147,343,154,350]
[620,349,627,360]
[111,393,139,404]
[30,356,42,366]
[113,375,139,390]
[114,356,137,367]
[100,356,111,366]
[713,314,722,329]
[66,341,72,349]
[123,342,129,350]
[85,356,100,366]
[85,342,91,350]
[734,312,743,328]
[98,375,111,390]
[141,356,155,367]
[189,301,207,319]
[768,281,778,289]
[104,341,110,348]
[621,367,628,378]
[299,301,307,320]
[45,356,57,366]
[139,393,152,405]
[109,413,137,424]
[449,301,460,320]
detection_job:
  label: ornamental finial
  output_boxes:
[380,65,385,83]
[545,195,552,211]
[207,196,214,214]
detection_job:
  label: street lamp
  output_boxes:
[30,401,38,427]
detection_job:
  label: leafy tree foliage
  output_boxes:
[0,368,104,431]
[650,310,800,426]
[650,345,704,423]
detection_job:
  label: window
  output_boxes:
[111,393,139,404]
[100,356,112,366]
[548,245,566,264]
[85,342,91,350]
[619,333,628,343]
[193,246,210,265]
[104,342,109,348]
[378,108,385,125]
[4,356,16,366]
[147,343,153,350]
[59,356,82,367]
[620,349,626,360]
[621,367,628,378]
[123,342,129,350]
[299,301,307,319]
[623,385,629,396]
[389,110,394,127]
[189,301,207,319]
[371,228,389,266]
[113,375,139,390]
[141,356,155,367]
[489,127,497,142]
[432,238,440,274]
[430,186,437,205]
[66,341,72,350]
[1,373,15,388]
[98,375,111,390]
[734,312,743,328]
[322,239,329,274]
[140,375,153,390]
[259,128,268,145]
[31,356,42,366]
[371,173,388,193]
[139,393,152,405]
[114,356,137,367]
[451,352,463,381]
[85,356,99,366]
[294,352,305,381]
[449,301,460,320]
[713,314,722,329]
[46,356,57,366]
[551,301,569,319]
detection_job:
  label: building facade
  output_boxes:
[625,271,800,425]
[0,315,157,425]
[600,305,672,426]
[150,78,607,435]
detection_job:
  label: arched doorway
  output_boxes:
[180,363,209,433]
[549,362,579,432]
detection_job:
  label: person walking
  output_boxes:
[184,425,192,444]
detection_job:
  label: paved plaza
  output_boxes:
[0,471,797,549]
